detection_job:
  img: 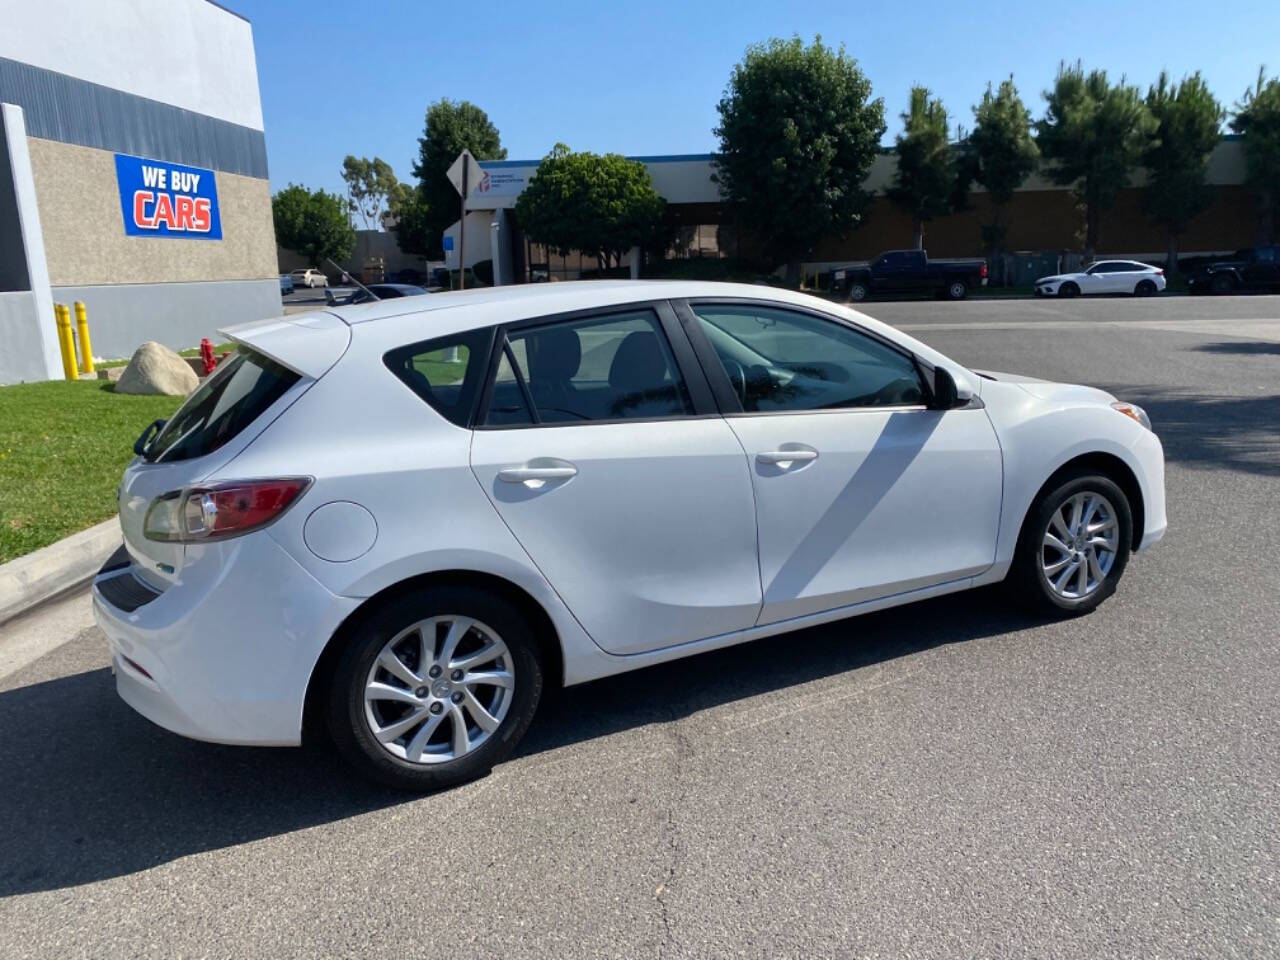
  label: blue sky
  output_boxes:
[235,0,1279,198]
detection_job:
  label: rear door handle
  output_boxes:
[757,448,819,465]
[498,464,578,484]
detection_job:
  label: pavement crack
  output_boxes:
[656,715,693,960]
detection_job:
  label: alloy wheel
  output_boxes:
[363,616,515,764]
[1041,491,1119,601]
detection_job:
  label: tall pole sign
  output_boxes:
[446,150,485,290]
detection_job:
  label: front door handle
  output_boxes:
[757,448,819,466]
[498,464,578,484]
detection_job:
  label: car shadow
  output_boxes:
[1096,383,1280,478]
[0,587,1037,896]
[1193,340,1280,356]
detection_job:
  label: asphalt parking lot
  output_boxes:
[1,294,1277,959]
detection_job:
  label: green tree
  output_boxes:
[1231,67,1280,246]
[1142,72,1223,275]
[1036,62,1157,260]
[390,187,431,258]
[409,100,506,259]
[968,77,1039,266]
[887,86,955,249]
[340,155,401,230]
[271,184,356,267]
[514,144,666,271]
[713,36,885,285]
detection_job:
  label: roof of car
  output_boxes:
[324,279,801,325]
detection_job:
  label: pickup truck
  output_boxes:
[1187,245,1280,295]
[832,249,988,302]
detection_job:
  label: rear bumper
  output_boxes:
[93,532,360,746]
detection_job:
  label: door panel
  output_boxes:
[471,420,762,654]
[726,409,1003,624]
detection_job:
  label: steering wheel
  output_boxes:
[720,358,747,405]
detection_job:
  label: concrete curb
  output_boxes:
[0,518,120,625]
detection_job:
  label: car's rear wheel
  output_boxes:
[1135,279,1157,296]
[946,280,968,300]
[327,586,543,791]
[1058,281,1080,298]
[1211,273,1236,295]
[1009,469,1132,616]
[848,281,869,302]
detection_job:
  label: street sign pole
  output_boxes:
[459,163,466,291]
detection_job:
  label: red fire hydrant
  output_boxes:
[199,338,217,375]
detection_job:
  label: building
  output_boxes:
[450,139,1257,283]
[0,0,276,384]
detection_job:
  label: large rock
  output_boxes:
[114,341,200,396]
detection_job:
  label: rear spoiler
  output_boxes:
[218,312,351,380]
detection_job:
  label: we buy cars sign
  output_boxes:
[114,153,222,239]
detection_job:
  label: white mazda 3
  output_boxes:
[93,281,1166,790]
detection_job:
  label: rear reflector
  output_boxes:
[144,478,312,543]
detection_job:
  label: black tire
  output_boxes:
[327,586,544,791]
[848,281,869,302]
[1008,469,1133,616]
[945,280,968,301]
[1134,279,1157,296]
[1058,281,1080,298]
[1211,273,1236,295]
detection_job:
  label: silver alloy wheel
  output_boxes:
[948,281,966,299]
[363,616,515,764]
[1041,491,1120,601]
[849,282,868,302]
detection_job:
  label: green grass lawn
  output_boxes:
[0,380,183,563]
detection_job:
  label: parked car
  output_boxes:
[289,268,328,289]
[1035,261,1166,298]
[833,249,988,301]
[94,281,1166,791]
[387,268,428,286]
[1187,245,1280,295]
[279,274,294,295]
[325,283,429,306]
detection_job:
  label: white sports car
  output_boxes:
[93,281,1166,791]
[1035,260,1167,297]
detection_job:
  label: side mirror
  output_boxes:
[133,418,166,456]
[929,366,974,410]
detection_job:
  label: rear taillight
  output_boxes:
[980,262,988,278]
[144,478,311,543]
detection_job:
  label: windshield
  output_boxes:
[144,347,300,463]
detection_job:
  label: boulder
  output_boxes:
[114,341,200,396]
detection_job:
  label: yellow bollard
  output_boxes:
[55,304,78,381]
[74,301,94,374]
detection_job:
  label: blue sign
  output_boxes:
[114,153,222,240]
[442,235,454,252]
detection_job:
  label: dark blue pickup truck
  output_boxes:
[832,249,988,302]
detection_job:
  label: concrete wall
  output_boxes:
[0,0,264,131]
[27,137,276,286]
[0,104,60,384]
[51,278,280,360]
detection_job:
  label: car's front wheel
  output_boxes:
[1058,281,1080,298]
[1010,469,1132,615]
[327,586,544,791]
[848,281,869,302]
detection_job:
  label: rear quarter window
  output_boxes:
[384,327,495,426]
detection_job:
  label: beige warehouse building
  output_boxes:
[0,0,277,384]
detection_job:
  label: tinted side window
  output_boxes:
[384,327,493,426]
[488,309,693,425]
[691,305,925,413]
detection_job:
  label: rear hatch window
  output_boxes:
[144,347,300,463]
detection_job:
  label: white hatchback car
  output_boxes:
[1035,260,1166,297]
[93,281,1166,790]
